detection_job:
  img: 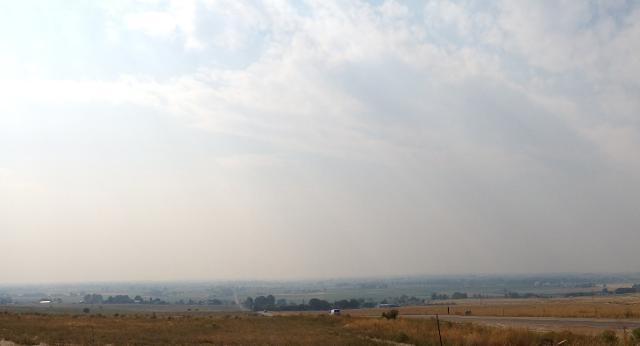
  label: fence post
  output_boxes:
[436,314,443,346]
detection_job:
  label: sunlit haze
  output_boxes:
[2,1,640,283]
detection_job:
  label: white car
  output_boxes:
[329,309,341,315]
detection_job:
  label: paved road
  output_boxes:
[404,314,640,333]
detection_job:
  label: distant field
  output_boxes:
[5,293,640,320]
[0,311,622,345]
[0,303,240,315]
[3,294,640,344]
[348,294,640,319]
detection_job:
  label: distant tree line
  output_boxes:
[564,291,597,298]
[243,295,369,311]
[614,286,639,295]
[83,294,103,304]
[83,294,168,305]
[174,298,225,305]
[243,291,492,311]
[244,295,301,311]
[83,293,228,305]
[503,291,546,299]
[430,292,468,300]
[385,294,423,305]
[243,295,406,311]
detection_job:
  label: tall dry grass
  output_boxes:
[344,317,631,346]
[0,311,368,345]
[0,310,634,345]
[350,295,640,319]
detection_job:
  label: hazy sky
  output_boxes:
[1,0,640,283]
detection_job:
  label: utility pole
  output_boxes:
[436,314,443,346]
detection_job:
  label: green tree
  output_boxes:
[452,292,468,299]
[243,297,254,310]
[308,298,331,310]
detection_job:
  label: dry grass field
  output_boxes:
[349,294,640,319]
[0,310,634,345]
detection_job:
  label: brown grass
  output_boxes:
[349,295,640,319]
[0,312,367,345]
[344,318,615,346]
[0,311,631,345]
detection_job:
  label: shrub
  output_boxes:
[632,327,640,340]
[396,332,409,343]
[82,308,90,314]
[382,309,399,320]
[538,336,554,346]
[600,330,618,345]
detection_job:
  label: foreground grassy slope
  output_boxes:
[0,311,627,345]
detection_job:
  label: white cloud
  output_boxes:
[425,0,473,38]
[6,1,640,168]
[3,0,640,279]
[202,0,269,50]
[109,0,271,51]
[0,77,165,111]
[104,0,203,49]
[125,11,178,37]
[496,0,640,89]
